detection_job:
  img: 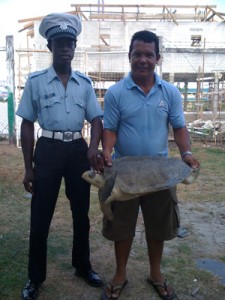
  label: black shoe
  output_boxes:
[22,280,40,300]
[75,269,103,287]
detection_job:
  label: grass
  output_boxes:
[0,141,225,299]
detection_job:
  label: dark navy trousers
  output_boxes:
[28,136,91,284]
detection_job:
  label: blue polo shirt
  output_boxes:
[16,66,103,131]
[104,72,185,158]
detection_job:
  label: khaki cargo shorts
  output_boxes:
[102,187,180,241]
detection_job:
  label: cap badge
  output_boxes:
[60,22,68,31]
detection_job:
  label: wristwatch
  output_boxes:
[181,151,192,160]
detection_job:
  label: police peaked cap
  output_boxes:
[39,12,82,40]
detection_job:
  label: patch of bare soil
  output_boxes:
[177,201,225,257]
[134,199,225,258]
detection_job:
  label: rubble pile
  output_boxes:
[187,119,225,141]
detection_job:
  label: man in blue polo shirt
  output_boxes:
[16,12,103,300]
[101,30,200,300]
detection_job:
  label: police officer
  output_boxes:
[16,12,103,300]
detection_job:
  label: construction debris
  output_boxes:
[187,119,225,142]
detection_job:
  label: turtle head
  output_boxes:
[82,170,105,188]
[182,166,200,184]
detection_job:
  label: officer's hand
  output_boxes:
[23,169,34,195]
[87,147,104,173]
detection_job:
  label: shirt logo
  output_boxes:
[158,99,166,108]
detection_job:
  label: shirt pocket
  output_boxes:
[72,97,86,123]
[40,96,62,126]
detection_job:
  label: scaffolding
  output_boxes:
[8,3,225,144]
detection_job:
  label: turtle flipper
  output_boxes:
[102,194,116,220]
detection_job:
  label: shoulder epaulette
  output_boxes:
[29,69,48,79]
[74,71,92,84]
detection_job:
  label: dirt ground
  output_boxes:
[1,141,225,299]
[175,200,225,257]
[134,199,225,259]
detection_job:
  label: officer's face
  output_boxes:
[129,40,160,81]
[50,38,76,66]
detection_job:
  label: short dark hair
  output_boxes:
[128,30,160,58]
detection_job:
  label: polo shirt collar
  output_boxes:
[125,72,162,89]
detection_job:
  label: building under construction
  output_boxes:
[3,3,225,143]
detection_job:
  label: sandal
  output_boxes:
[147,277,176,300]
[101,279,128,300]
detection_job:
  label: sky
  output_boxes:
[0,0,224,84]
[0,0,225,43]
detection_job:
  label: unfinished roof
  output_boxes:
[71,4,225,24]
[18,3,225,35]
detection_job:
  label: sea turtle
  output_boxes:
[82,156,199,220]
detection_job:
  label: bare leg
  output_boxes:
[147,239,164,281]
[104,238,132,298]
[113,238,132,283]
[147,239,174,297]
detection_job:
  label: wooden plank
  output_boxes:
[71,4,217,9]
[18,10,77,23]
[205,6,225,21]
[18,22,34,33]
[90,12,145,20]
[89,11,206,22]
[16,49,49,53]
[100,34,110,39]
[100,36,110,46]
[164,7,178,25]
[26,30,34,37]
[141,13,204,20]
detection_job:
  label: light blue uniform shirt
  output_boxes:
[104,72,185,158]
[16,66,103,131]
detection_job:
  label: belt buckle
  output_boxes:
[63,131,73,142]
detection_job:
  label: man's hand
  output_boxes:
[102,149,113,167]
[183,154,200,169]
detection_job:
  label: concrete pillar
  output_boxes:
[6,36,15,96]
[183,81,188,111]
[169,72,174,83]
[213,72,222,118]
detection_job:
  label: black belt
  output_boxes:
[41,130,82,142]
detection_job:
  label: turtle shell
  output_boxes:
[104,156,193,195]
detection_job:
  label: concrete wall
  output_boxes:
[33,19,225,51]
[30,19,225,76]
